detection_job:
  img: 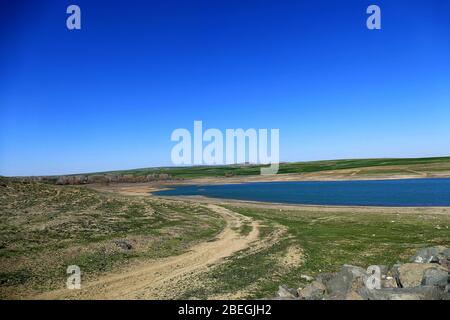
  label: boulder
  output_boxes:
[359,286,444,300]
[345,291,364,300]
[410,246,447,264]
[322,265,367,299]
[442,248,450,259]
[277,285,297,299]
[398,263,443,288]
[421,268,449,288]
[298,281,326,300]
[439,259,450,270]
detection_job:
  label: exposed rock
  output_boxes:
[323,265,368,298]
[381,276,398,289]
[390,264,403,287]
[115,240,133,250]
[398,263,445,288]
[421,268,449,288]
[275,246,450,300]
[277,285,297,299]
[439,259,450,270]
[298,280,326,300]
[410,246,447,263]
[442,249,450,259]
[359,286,444,300]
[345,291,364,300]
[315,272,334,284]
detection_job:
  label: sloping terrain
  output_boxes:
[0,179,227,298]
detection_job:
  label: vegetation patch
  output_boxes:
[0,179,225,299]
[179,205,450,299]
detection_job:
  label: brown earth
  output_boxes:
[32,204,261,300]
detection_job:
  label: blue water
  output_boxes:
[153,178,450,207]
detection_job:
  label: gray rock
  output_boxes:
[115,240,132,250]
[315,272,334,284]
[343,264,368,279]
[359,286,445,300]
[298,281,326,300]
[390,264,403,287]
[277,285,297,299]
[323,265,367,298]
[410,246,447,264]
[421,268,449,288]
[439,259,450,270]
[382,276,398,289]
[369,265,389,277]
[345,291,365,300]
[442,249,450,259]
[398,263,443,288]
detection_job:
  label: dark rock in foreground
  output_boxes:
[276,246,450,300]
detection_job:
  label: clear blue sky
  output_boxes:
[1,0,449,176]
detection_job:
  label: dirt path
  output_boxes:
[33,204,260,300]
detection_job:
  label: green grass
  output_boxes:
[0,179,225,298]
[81,156,450,179]
[179,205,450,299]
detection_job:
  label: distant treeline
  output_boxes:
[3,156,450,184]
[2,173,177,185]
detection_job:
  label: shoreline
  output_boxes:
[153,194,450,214]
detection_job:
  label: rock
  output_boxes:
[277,285,297,299]
[369,265,389,277]
[322,265,367,299]
[342,264,368,279]
[382,276,398,289]
[300,274,314,282]
[390,264,403,287]
[442,249,450,259]
[421,268,449,288]
[439,259,450,270]
[345,291,364,300]
[316,272,334,284]
[398,263,443,288]
[410,246,447,264]
[115,240,132,250]
[298,281,326,300]
[359,286,444,300]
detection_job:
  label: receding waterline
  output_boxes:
[152,178,450,207]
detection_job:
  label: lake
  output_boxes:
[153,178,450,206]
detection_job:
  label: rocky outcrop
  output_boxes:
[276,246,450,300]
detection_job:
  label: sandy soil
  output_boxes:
[32,204,261,300]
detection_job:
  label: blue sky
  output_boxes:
[1,0,450,176]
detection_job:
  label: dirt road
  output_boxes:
[33,204,260,299]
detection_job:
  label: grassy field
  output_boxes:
[0,178,225,299]
[179,205,450,299]
[90,156,450,179]
[1,155,450,299]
